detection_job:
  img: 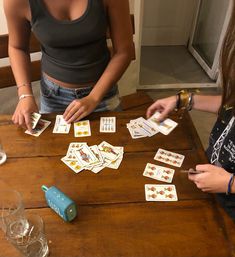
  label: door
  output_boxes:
[142,0,198,46]
[188,0,231,80]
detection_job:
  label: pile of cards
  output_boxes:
[143,148,185,202]
[25,113,51,137]
[127,112,178,139]
[61,141,124,174]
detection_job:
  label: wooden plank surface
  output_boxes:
[0,111,204,158]
[0,151,209,208]
[0,201,231,257]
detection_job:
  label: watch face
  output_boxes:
[66,204,77,221]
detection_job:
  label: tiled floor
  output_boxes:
[140,46,214,85]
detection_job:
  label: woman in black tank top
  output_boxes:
[4,0,134,132]
[145,0,235,220]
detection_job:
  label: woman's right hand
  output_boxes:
[146,95,178,121]
[12,97,39,132]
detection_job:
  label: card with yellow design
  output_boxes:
[74,120,91,137]
[61,157,84,173]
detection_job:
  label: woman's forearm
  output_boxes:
[193,95,222,113]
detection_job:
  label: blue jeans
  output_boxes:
[40,75,121,114]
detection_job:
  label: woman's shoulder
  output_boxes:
[4,0,30,19]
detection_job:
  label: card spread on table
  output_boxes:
[25,119,51,137]
[154,148,185,167]
[145,184,178,201]
[100,117,116,133]
[53,115,71,134]
[127,117,158,139]
[31,112,41,129]
[61,157,84,174]
[98,141,121,161]
[74,120,91,137]
[61,141,124,174]
[143,163,175,183]
[148,112,178,135]
[65,142,88,160]
[74,144,98,167]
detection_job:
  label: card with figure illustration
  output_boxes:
[143,163,175,183]
[74,144,98,167]
[145,184,178,201]
[74,120,91,137]
[53,115,71,134]
[154,148,185,167]
[98,141,121,161]
[25,119,51,137]
[148,112,178,135]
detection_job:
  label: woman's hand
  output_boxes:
[12,97,39,132]
[188,164,231,193]
[146,95,177,121]
[63,95,99,123]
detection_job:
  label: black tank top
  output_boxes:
[29,0,110,84]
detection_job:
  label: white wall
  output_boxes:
[0,0,7,34]
[0,0,141,96]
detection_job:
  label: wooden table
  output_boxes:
[0,111,235,257]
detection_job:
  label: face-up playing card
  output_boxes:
[25,119,51,137]
[145,184,178,201]
[133,117,158,137]
[154,148,185,167]
[100,117,116,133]
[89,145,104,166]
[74,144,98,167]
[31,112,41,129]
[143,163,175,183]
[148,112,178,135]
[53,115,71,134]
[74,120,91,137]
[127,123,146,139]
[98,141,121,161]
[65,143,88,160]
[61,157,84,173]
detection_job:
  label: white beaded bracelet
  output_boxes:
[19,94,34,100]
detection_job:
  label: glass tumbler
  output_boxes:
[6,213,49,257]
[0,189,25,233]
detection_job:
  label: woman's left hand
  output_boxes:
[188,164,232,193]
[63,95,99,123]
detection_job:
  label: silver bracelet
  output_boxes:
[19,94,34,100]
[187,93,194,111]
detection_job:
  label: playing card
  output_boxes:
[31,112,41,129]
[25,119,51,137]
[127,123,147,139]
[106,153,124,169]
[143,163,175,183]
[100,117,116,133]
[98,141,121,161]
[53,115,71,134]
[154,148,185,167]
[74,144,99,167]
[74,120,91,137]
[89,145,104,166]
[132,117,158,137]
[61,157,84,173]
[148,112,178,135]
[145,184,178,201]
[65,142,88,160]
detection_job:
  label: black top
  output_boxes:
[29,0,110,84]
[206,107,235,219]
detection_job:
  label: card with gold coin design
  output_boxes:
[74,120,91,137]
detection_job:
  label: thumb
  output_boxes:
[196,164,213,173]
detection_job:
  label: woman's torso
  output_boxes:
[27,0,110,88]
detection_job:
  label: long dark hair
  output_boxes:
[220,0,235,114]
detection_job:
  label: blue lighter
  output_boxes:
[42,185,77,222]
